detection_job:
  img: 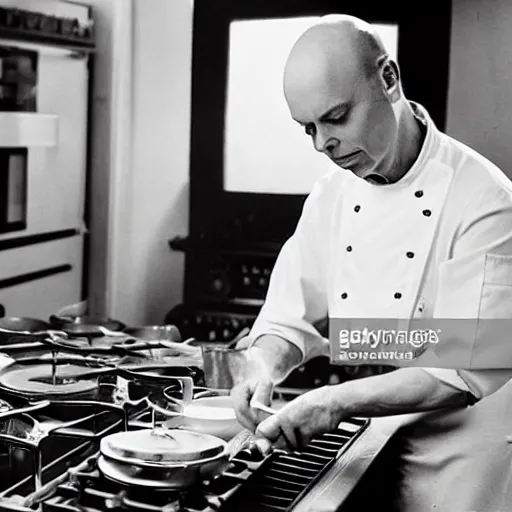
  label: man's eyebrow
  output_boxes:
[292,102,349,126]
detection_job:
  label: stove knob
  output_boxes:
[40,15,59,34]
[5,9,22,28]
[206,267,231,298]
[60,18,79,36]
[24,12,41,30]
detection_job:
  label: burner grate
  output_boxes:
[37,455,247,512]
[219,418,369,512]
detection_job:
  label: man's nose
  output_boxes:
[314,131,338,155]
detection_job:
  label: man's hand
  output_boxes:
[230,334,303,432]
[255,385,342,452]
[230,362,274,432]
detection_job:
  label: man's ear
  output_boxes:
[379,57,401,103]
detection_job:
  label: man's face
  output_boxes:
[285,61,398,182]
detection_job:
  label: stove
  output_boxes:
[0,336,371,512]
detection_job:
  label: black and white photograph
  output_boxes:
[0,1,511,510]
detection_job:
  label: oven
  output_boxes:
[0,0,93,319]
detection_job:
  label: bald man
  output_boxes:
[231,15,512,511]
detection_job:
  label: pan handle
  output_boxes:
[161,376,194,410]
[146,399,183,419]
[145,376,194,422]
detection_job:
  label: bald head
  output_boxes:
[281,15,409,184]
[283,15,390,109]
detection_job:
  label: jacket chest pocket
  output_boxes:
[479,253,512,318]
[434,252,512,369]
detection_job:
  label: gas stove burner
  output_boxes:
[0,363,99,397]
[0,399,126,496]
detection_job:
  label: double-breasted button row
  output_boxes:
[341,189,425,303]
[415,189,432,216]
[340,292,403,300]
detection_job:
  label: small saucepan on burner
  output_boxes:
[98,428,230,488]
[200,344,250,390]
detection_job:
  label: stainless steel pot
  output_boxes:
[200,345,249,390]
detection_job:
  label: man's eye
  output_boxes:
[328,114,346,124]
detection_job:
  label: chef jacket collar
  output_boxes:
[363,102,441,190]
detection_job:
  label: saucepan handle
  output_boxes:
[145,398,183,419]
[161,376,194,409]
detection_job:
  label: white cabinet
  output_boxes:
[0,235,83,319]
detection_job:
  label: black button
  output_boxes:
[415,190,424,198]
[354,205,361,212]
[406,252,414,258]
[341,293,348,299]
[422,209,432,217]
[346,246,352,252]
[394,292,402,299]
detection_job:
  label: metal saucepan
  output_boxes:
[98,428,230,488]
[200,345,249,390]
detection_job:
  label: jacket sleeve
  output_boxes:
[423,185,512,401]
[249,180,331,362]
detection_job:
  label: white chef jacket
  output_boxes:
[250,103,512,511]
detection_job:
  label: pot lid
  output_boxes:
[100,428,227,463]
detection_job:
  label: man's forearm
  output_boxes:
[335,367,471,418]
[250,334,303,383]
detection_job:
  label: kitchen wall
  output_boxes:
[446,0,512,178]
[127,0,193,325]
[91,0,512,326]
[88,0,193,326]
